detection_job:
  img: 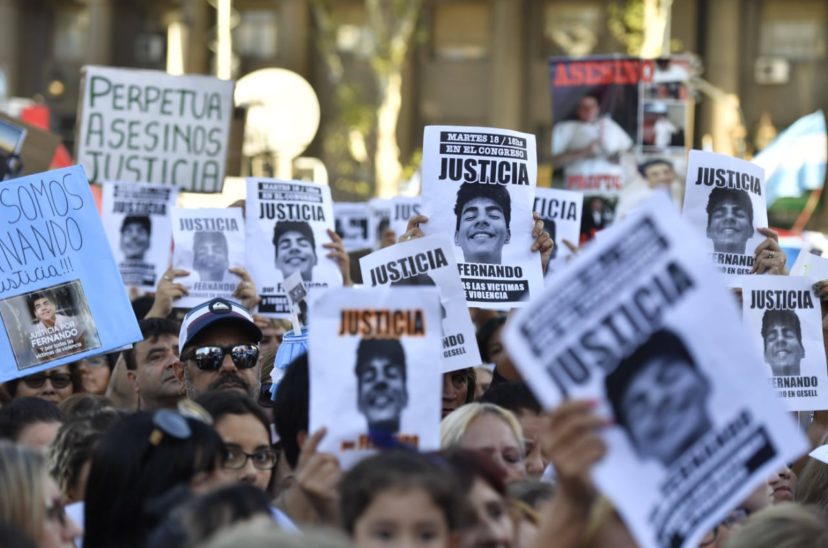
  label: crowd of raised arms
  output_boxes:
[1,184,828,548]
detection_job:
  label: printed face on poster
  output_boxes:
[171,207,245,308]
[682,150,768,283]
[741,276,828,411]
[420,125,544,309]
[533,187,582,277]
[76,66,234,192]
[245,178,342,317]
[102,181,176,290]
[309,287,443,467]
[549,56,651,195]
[504,193,806,548]
[359,235,482,372]
[0,165,142,382]
[615,151,687,221]
[334,202,377,252]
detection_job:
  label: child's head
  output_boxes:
[340,450,461,548]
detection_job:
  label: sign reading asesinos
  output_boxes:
[76,66,235,193]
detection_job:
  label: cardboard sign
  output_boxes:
[102,180,177,290]
[0,165,141,382]
[504,193,806,548]
[309,287,443,468]
[360,235,482,372]
[245,178,342,317]
[742,276,828,411]
[76,66,234,192]
[171,207,245,308]
[420,125,544,309]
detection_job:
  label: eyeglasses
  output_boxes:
[22,373,72,389]
[223,444,278,470]
[183,344,259,372]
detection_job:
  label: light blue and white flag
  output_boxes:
[754,110,827,206]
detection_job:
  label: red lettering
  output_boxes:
[552,59,648,87]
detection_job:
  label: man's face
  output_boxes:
[454,197,510,261]
[120,223,150,260]
[133,334,183,406]
[764,322,804,373]
[275,230,317,279]
[174,323,260,400]
[642,164,676,189]
[576,97,600,123]
[707,199,752,249]
[620,356,709,464]
[357,356,408,425]
[194,238,228,275]
[34,298,55,323]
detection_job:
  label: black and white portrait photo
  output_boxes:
[193,231,229,282]
[605,329,711,467]
[762,309,805,377]
[273,220,318,282]
[355,338,409,434]
[119,215,152,262]
[453,183,511,265]
[706,187,754,255]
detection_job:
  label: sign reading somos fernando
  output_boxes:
[76,66,235,193]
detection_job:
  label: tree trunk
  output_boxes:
[374,68,404,198]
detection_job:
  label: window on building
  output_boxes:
[54,7,89,62]
[432,1,491,60]
[234,9,279,59]
[542,2,603,58]
[760,1,826,60]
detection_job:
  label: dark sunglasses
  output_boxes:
[22,373,72,389]
[184,344,259,372]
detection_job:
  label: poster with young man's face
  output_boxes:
[741,276,828,411]
[0,165,142,382]
[309,287,443,468]
[682,150,768,284]
[101,181,177,290]
[359,234,482,372]
[420,126,543,309]
[504,193,806,548]
[245,178,342,317]
[171,207,245,308]
[532,188,582,278]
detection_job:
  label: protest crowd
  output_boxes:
[2,57,828,548]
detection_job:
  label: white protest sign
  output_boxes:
[245,178,342,317]
[76,66,234,192]
[102,181,176,290]
[309,287,443,467]
[0,166,141,382]
[741,276,828,411]
[171,207,245,308]
[334,202,376,251]
[533,187,582,277]
[809,445,828,464]
[387,196,422,238]
[420,126,543,309]
[504,193,806,548]
[682,150,768,283]
[359,235,482,372]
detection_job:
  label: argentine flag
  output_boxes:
[753,110,827,207]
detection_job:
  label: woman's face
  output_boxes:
[15,365,74,404]
[768,465,797,504]
[459,479,513,548]
[353,487,452,548]
[215,413,274,491]
[74,356,111,395]
[41,475,81,548]
[442,371,469,419]
[459,413,526,483]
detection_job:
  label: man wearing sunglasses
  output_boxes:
[174,298,263,400]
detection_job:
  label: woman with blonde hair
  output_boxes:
[0,440,80,547]
[441,402,527,482]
